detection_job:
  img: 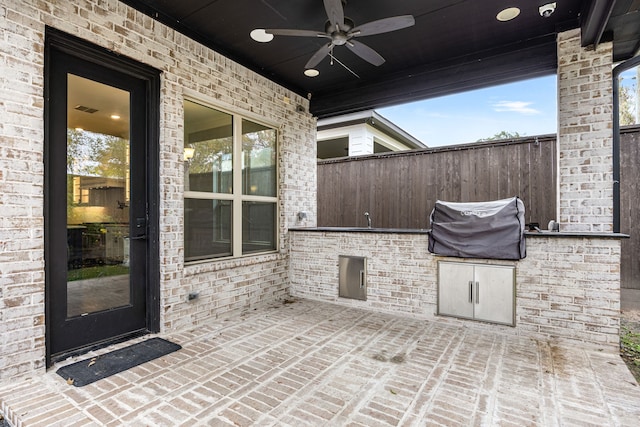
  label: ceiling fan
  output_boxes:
[261,0,415,70]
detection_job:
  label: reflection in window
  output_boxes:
[184,100,278,261]
[619,65,639,126]
[242,119,276,197]
[184,199,232,261]
[242,201,276,254]
[184,101,233,193]
[65,73,132,316]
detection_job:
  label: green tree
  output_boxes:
[619,76,637,126]
[187,137,233,174]
[477,131,523,142]
[67,129,128,179]
[66,129,128,215]
[87,136,128,179]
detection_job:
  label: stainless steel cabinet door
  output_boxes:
[438,262,474,319]
[339,255,366,300]
[438,261,515,326]
[473,265,515,325]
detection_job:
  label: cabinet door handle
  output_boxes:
[475,281,480,304]
[469,281,473,303]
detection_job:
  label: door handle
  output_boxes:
[359,270,365,288]
[475,281,479,304]
[131,218,147,240]
[469,281,473,303]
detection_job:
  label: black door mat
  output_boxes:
[56,337,181,387]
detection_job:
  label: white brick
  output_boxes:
[557,30,613,232]
[0,0,315,382]
[290,232,621,350]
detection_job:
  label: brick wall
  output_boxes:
[289,231,621,349]
[0,0,316,381]
[517,237,620,347]
[289,231,438,315]
[557,29,614,232]
[0,1,47,381]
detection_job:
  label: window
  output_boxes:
[618,64,639,126]
[184,100,278,261]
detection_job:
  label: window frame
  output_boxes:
[183,98,279,263]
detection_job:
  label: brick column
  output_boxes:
[557,29,614,232]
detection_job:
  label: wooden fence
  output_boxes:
[318,135,557,229]
[620,126,640,289]
[317,128,640,289]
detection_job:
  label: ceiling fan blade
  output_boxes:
[305,43,333,69]
[350,15,415,37]
[323,0,344,28]
[346,40,385,66]
[265,29,328,38]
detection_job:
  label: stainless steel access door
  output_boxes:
[339,255,367,300]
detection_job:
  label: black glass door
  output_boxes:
[46,33,159,362]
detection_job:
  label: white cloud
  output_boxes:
[492,101,541,115]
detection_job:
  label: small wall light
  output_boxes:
[183,147,195,161]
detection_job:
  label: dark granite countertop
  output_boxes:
[289,227,629,239]
[288,227,429,234]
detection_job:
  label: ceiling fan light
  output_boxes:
[250,29,274,43]
[496,7,520,22]
[304,69,320,77]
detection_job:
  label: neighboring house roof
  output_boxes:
[317,110,427,159]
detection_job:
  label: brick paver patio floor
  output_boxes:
[1,298,639,426]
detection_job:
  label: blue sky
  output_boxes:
[377,75,558,147]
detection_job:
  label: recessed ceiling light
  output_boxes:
[496,7,520,22]
[250,29,274,43]
[304,69,319,77]
[110,114,121,120]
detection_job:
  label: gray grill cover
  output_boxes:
[428,197,526,260]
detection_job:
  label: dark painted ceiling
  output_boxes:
[122,0,640,118]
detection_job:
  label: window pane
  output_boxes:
[184,100,233,194]
[619,65,639,126]
[242,119,276,196]
[66,74,132,317]
[242,202,276,254]
[185,198,232,261]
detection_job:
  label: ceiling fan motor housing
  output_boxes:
[325,17,355,39]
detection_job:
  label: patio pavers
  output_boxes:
[1,298,639,426]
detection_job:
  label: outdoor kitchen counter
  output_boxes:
[290,227,629,239]
[289,227,429,234]
[288,227,626,349]
[523,231,629,238]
